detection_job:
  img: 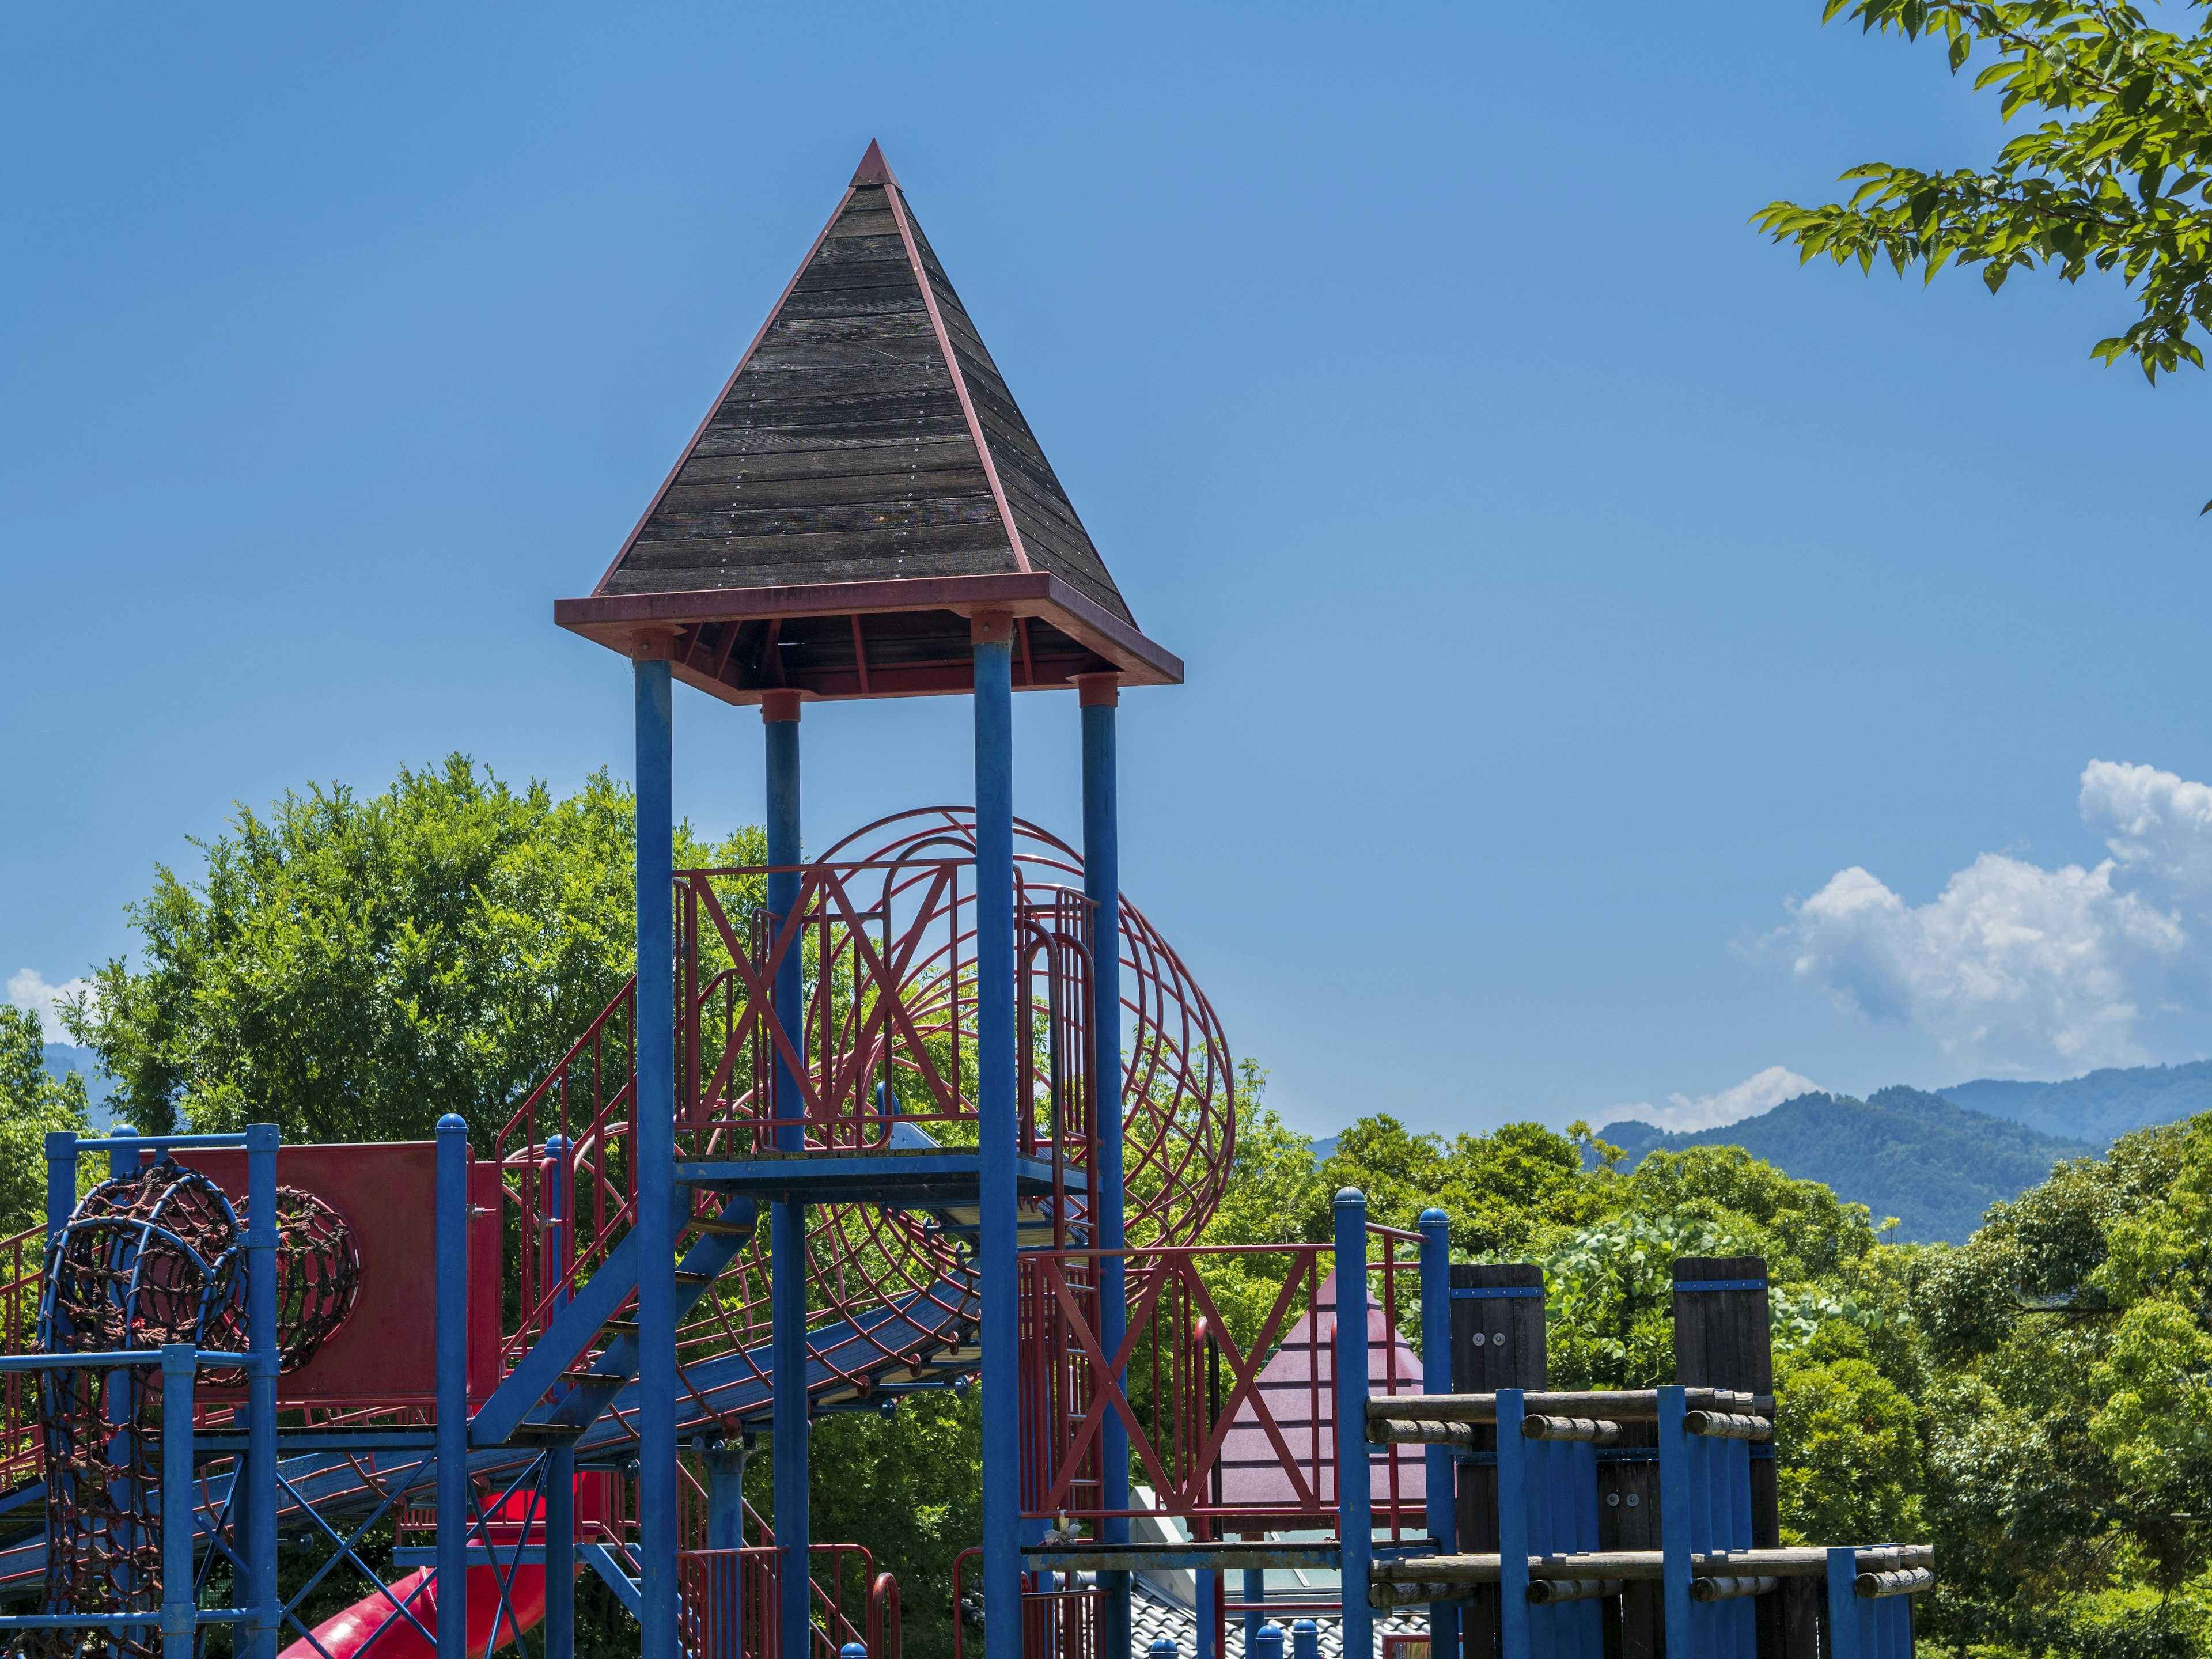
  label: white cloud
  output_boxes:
[1789,759,2212,1073]
[1610,1065,1823,1133]
[7,969,93,1044]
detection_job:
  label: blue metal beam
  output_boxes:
[973,618,1021,1651]
[1334,1189,1373,1659]
[634,656,679,1659]
[1081,675,1133,1659]
[436,1116,469,1659]
[764,691,810,1659]
[1419,1207,1459,1659]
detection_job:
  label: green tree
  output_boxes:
[66,756,760,1145]
[0,1006,90,1234]
[1756,1,2212,393]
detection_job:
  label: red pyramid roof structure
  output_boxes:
[1218,1270,1427,1510]
[555,142,1180,701]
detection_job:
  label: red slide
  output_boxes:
[279,1565,551,1659]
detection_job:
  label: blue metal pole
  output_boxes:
[1243,1565,1265,1648]
[160,1343,195,1659]
[543,1137,574,1659]
[109,1124,142,1603]
[1333,1188,1373,1659]
[1417,1208,1457,1659]
[1252,1621,1285,1659]
[762,689,811,1659]
[1657,1387,1694,1659]
[974,617,1021,1658]
[436,1115,470,1659]
[1078,673,1132,1659]
[635,654,679,1659]
[246,1122,279,1659]
[1290,1619,1320,1659]
[1825,1547,1859,1659]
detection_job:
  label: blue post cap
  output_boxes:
[1334,1187,1366,1206]
[545,1134,569,1153]
[1418,1207,1448,1226]
[1148,1641,1179,1659]
[839,1645,867,1659]
[1290,1619,1321,1659]
[1253,1623,1286,1659]
[437,1113,468,1133]
[111,1124,138,1138]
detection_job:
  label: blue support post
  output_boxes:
[109,1125,142,1603]
[1079,674,1132,1659]
[246,1122,279,1659]
[543,1136,574,1659]
[1494,1389,1530,1659]
[1252,1622,1285,1659]
[1243,1565,1265,1648]
[45,1129,77,1248]
[1195,1570,1215,1659]
[973,618,1021,1657]
[1418,1208,1457,1659]
[635,655,679,1659]
[160,1343,195,1659]
[437,1114,471,1659]
[1657,1387,1694,1659]
[763,689,810,1659]
[1291,1616,1320,1659]
[704,1440,748,1551]
[1332,1188,1373,1659]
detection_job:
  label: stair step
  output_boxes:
[510,1421,585,1444]
[675,1271,714,1287]
[604,1319,639,1335]
[688,1216,753,1237]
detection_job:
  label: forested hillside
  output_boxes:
[1943,1059,2212,1143]
[1598,1090,2093,1243]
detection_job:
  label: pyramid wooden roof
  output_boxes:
[555,142,1181,702]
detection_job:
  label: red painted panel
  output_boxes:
[159,1142,502,1406]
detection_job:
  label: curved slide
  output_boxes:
[281,1565,552,1659]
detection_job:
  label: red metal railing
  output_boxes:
[950,1548,1099,1659]
[679,1545,896,1659]
[1017,1229,1428,1535]
[0,1222,44,1492]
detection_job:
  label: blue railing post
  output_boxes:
[160,1343,195,1659]
[1243,1564,1265,1649]
[436,1114,470,1659]
[1494,1388,1530,1659]
[1290,1617,1320,1659]
[245,1122,279,1659]
[974,616,1021,1659]
[762,687,811,1659]
[1333,1188,1373,1659]
[543,1136,574,1659]
[108,1124,142,1601]
[635,650,679,1659]
[1417,1207,1457,1659]
[1658,1385,1694,1659]
[1079,671,1132,1659]
[1251,1621,1285,1659]
[1825,1547,1859,1659]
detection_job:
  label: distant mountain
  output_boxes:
[1940,1060,2212,1145]
[41,1044,117,1130]
[1596,1089,2094,1245]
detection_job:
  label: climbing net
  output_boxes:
[35,1164,361,1657]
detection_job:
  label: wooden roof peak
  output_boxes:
[556,143,1180,706]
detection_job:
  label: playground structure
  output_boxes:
[0,142,1934,1659]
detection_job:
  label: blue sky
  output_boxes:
[7,3,2212,1139]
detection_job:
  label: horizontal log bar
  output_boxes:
[1691,1577,1778,1603]
[1367,1389,1768,1424]
[1683,1411,1773,1442]
[1528,1580,1624,1605]
[1522,1416,1622,1445]
[1369,1419,1481,1446]
[1856,1569,1934,1599]
[1369,1582,1477,1610]
[1372,1546,1936,1586]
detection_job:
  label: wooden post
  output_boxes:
[1673,1256,1815,1659]
[1451,1264,1546,1659]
